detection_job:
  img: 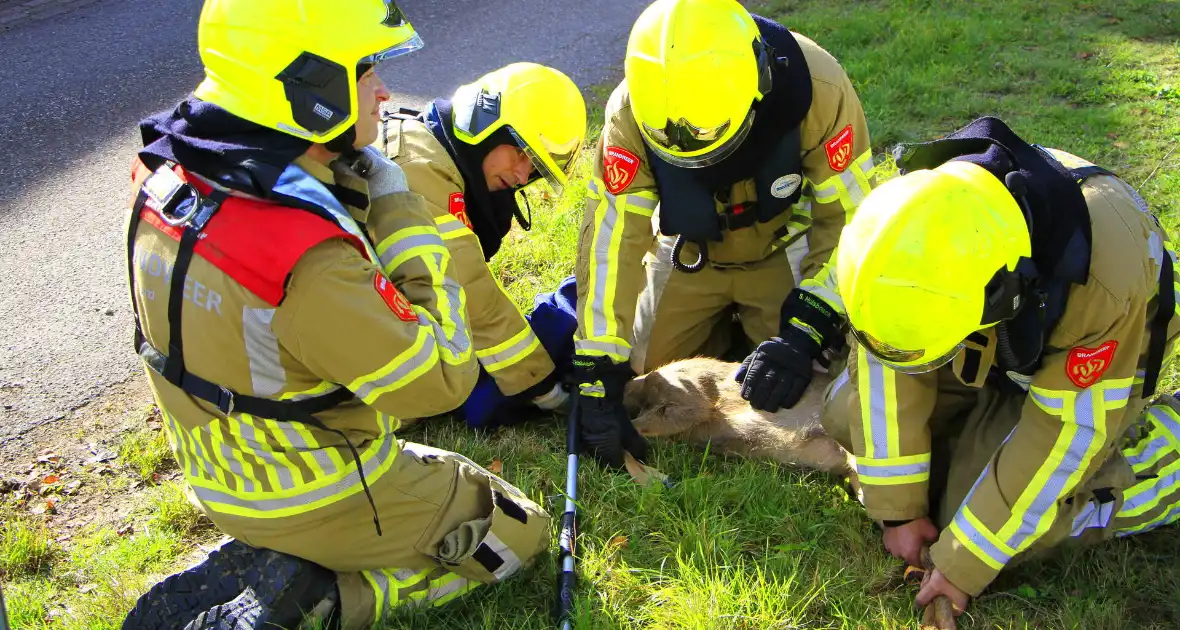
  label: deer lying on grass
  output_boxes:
[622,356,852,475]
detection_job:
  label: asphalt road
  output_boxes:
[0,0,650,448]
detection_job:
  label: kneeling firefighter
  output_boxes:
[120,1,550,628]
[573,0,875,468]
[822,116,1180,616]
[378,63,587,429]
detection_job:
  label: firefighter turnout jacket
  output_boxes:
[825,135,1180,596]
[574,27,873,366]
[379,113,555,397]
[128,151,479,538]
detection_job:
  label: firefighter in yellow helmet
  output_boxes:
[121,2,549,628]
[573,0,874,468]
[821,116,1180,615]
[377,63,587,427]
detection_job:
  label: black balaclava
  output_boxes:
[423,100,529,260]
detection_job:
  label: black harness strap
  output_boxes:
[1069,163,1173,398]
[163,188,225,385]
[128,178,383,535]
[1145,249,1174,398]
[127,194,149,352]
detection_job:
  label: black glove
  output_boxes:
[735,289,843,412]
[569,355,648,469]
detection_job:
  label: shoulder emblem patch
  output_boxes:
[1065,340,1118,388]
[448,192,472,230]
[374,274,417,323]
[604,146,640,195]
[825,124,854,172]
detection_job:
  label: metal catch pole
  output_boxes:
[555,401,579,628]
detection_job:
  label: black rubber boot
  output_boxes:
[122,539,338,630]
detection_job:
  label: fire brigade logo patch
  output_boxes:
[1065,340,1118,388]
[448,192,472,230]
[825,124,855,172]
[374,274,416,322]
[603,146,640,195]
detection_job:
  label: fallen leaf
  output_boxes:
[1107,132,1120,139]
[36,452,62,464]
[487,459,503,475]
[64,480,83,495]
[1113,141,1130,149]
[42,474,61,485]
[1106,16,1121,24]
[31,499,55,515]
[608,535,629,550]
[1076,51,1094,60]
[116,523,134,537]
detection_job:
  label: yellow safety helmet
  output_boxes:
[451,63,587,195]
[837,161,1032,373]
[625,0,772,168]
[194,0,423,143]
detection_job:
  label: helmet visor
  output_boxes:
[850,325,964,375]
[642,107,755,168]
[362,1,424,64]
[509,127,580,196]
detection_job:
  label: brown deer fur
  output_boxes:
[623,356,852,475]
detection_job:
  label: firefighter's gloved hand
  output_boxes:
[736,288,843,411]
[736,333,817,411]
[570,355,647,469]
[357,145,409,198]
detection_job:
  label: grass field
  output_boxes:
[3,1,1178,628]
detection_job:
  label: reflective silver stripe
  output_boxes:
[1006,388,1101,550]
[434,219,469,238]
[242,307,285,398]
[393,568,420,583]
[219,441,256,493]
[482,531,523,581]
[864,353,890,459]
[1150,230,1164,272]
[839,169,868,208]
[287,384,343,402]
[378,231,446,272]
[189,426,222,483]
[1120,464,1180,514]
[352,333,437,402]
[424,253,471,358]
[1105,385,1132,405]
[1127,435,1169,469]
[574,339,630,359]
[478,329,540,371]
[589,185,621,339]
[626,195,658,211]
[1116,504,1180,537]
[826,367,851,404]
[166,412,200,479]
[1030,389,1064,410]
[191,430,398,514]
[784,232,809,287]
[425,574,471,602]
[952,510,1012,567]
[1070,498,1115,536]
[856,459,930,478]
[236,417,295,491]
[365,569,392,616]
[273,421,338,478]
